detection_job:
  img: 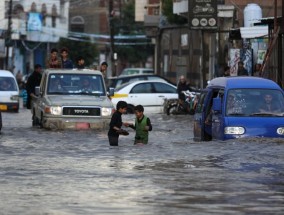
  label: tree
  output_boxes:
[162,0,187,25]
[111,0,154,67]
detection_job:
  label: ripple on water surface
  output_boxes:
[0,112,283,214]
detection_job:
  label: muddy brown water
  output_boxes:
[0,108,283,215]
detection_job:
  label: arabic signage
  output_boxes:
[188,0,218,30]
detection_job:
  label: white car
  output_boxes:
[0,70,20,112]
[119,68,154,76]
[111,80,178,114]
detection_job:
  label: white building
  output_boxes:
[0,0,69,74]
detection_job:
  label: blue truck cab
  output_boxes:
[193,77,284,141]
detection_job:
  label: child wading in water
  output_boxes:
[128,105,152,145]
[108,101,129,146]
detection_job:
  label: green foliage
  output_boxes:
[111,0,153,65]
[112,0,144,35]
[116,44,154,65]
[57,38,98,67]
[162,0,187,25]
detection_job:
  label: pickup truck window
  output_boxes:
[47,73,105,96]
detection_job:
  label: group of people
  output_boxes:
[108,101,152,146]
[45,47,109,77]
[222,61,264,77]
[46,47,84,70]
[222,61,249,77]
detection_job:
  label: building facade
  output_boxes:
[139,0,284,88]
[0,0,69,74]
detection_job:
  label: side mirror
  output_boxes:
[108,87,114,97]
[35,86,40,96]
[212,97,222,112]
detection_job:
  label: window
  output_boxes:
[13,4,24,18]
[0,77,17,91]
[31,2,36,12]
[52,4,57,27]
[70,16,85,32]
[142,70,154,74]
[47,74,105,96]
[195,92,207,113]
[153,82,176,93]
[131,83,152,94]
[226,89,284,116]
[41,4,47,26]
[126,77,140,84]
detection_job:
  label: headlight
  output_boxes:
[11,95,19,101]
[277,127,284,135]
[101,107,113,116]
[44,106,62,115]
[224,126,245,135]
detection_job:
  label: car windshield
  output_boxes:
[226,89,284,117]
[0,77,17,91]
[47,74,106,96]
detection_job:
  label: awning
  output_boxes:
[240,26,268,39]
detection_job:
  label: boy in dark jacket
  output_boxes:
[108,101,129,146]
[129,105,152,145]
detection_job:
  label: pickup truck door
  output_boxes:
[193,89,213,141]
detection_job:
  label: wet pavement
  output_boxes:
[0,107,283,215]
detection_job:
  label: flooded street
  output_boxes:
[0,107,284,215]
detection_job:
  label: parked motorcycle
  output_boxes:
[164,90,199,115]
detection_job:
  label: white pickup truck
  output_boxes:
[32,69,115,130]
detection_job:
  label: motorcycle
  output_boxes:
[164,90,199,115]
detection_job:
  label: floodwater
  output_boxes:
[0,108,283,215]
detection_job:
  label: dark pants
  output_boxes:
[108,135,119,146]
[26,95,31,109]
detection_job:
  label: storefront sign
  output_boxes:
[188,0,218,30]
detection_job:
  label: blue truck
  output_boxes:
[193,77,284,141]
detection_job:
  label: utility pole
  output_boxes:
[109,0,116,76]
[5,0,13,70]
